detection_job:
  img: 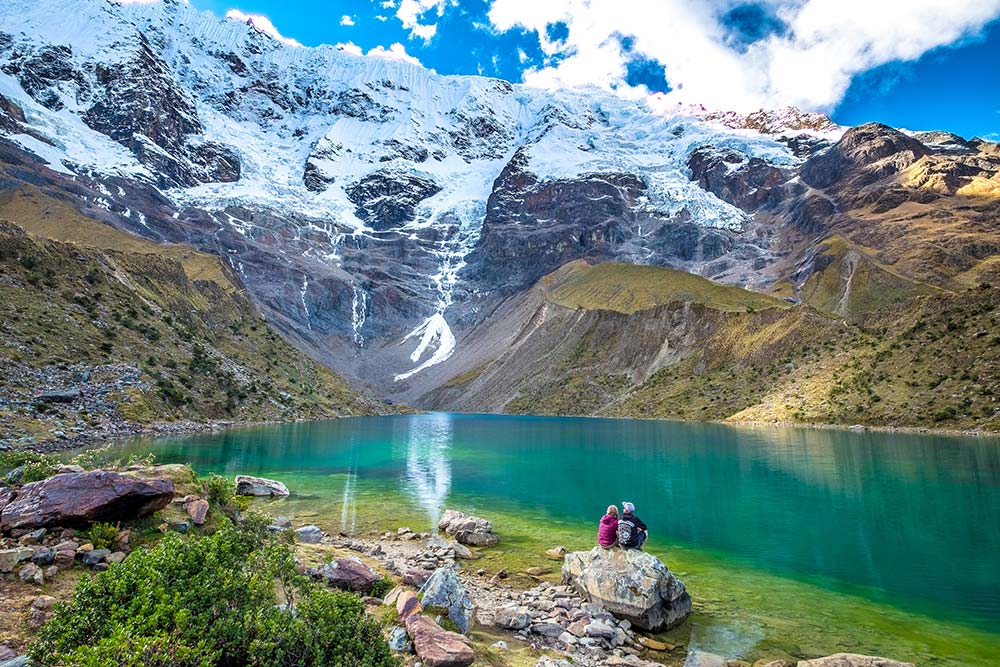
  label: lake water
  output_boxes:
[106,413,1000,665]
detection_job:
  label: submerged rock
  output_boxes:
[438,509,499,547]
[419,567,476,634]
[0,470,173,531]
[684,650,726,667]
[562,547,691,631]
[405,614,474,667]
[796,655,914,667]
[234,475,289,496]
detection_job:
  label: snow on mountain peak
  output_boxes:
[0,0,836,385]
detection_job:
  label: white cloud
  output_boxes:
[336,41,364,56]
[337,41,425,67]
[366,42,425,66]
[396,0,451,41]
[375,14,388,21]
[488,0,1000,112]
[340,14,355,26]
[226,8,302,47]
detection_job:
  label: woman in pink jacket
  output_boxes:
[597,505,619,548]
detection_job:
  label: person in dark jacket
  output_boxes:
[617,501,648,549]
[597,505,619,547]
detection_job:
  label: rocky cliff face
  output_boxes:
[0,0,998,410]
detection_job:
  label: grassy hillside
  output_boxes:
[604,283,1000,431]
[0,215,388,448]
[545,260,790,314]
[796,235,940,316]
[434,257,1000,432]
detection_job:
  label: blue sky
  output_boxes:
[194,0,1000,139]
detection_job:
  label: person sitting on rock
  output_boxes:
[617,501,648,550]
[597,504,619,548]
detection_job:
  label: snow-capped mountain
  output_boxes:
[0,0,851,400]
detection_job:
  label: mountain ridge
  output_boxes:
[1,0,999,431]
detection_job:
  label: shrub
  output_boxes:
[370,576,394,599]
[204,474,249,515]
[85,522,119,550]
[31,520,397,667]
[0,451,59,485]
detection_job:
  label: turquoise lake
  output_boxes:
[107,413,1000,665]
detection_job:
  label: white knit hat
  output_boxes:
[622,501,635,513]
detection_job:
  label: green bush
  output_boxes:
[85,522,119,550]
[30,520,398,667]
[369,577,394,599]
[0,450,59,485]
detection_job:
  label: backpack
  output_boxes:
[617,516,634,546]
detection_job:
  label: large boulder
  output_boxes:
[418,567,475,634]
[405,614,474,667]
[438,509,499,547]
[796,655,914,667]
[234,475,289,496]
[562,547,691,631]
[1,471,173,531]
[308,557,379,594]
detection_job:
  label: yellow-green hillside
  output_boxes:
[544,260,790,314]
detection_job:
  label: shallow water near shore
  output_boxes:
[103,413,1000,665]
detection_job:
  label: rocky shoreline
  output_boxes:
[0,465,922,667]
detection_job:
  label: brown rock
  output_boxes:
[53,550,75,567]
[638,636,671,651]
[383,586,404,606]
[396,590,422,620]
[309,558,380,594]
[106,551,126,564]
[405,614,474,667]
[403,567,433,587]
[0,470,173,531]
[184,498,209,525]
[525,567,550,576]
[545,547,567,560]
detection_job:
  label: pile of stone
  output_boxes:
[0,526,130,585]
[482,581,665,664]
[438,509,500,546]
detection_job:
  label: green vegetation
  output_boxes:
[30,518,398,667]
[544,260,789,314]
[798,235,939,316]
[0,203,388,448]
[84,522,120,550]
[0,449,59,484]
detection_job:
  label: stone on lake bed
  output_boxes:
[544,547,567,560]
[234,475,289,496]
[795,655,915,667]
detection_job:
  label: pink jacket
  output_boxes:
[597,513,619,547]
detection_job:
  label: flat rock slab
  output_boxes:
[562,546,691,631]
[405,615,474,667]
[796,655,915,667]
[234,475,289,496]
[1,470,173,531]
